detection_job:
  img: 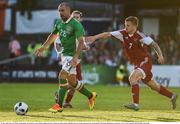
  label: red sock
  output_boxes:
[159,85,173,99]
[131,84,139,104]
[65,89,75,103]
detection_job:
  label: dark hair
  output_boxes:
[73,10,83,17]
[125,16,139,26]
[58,2,71,10]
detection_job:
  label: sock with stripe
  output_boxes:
[132,84,139,104]
[58,79,68,107]
[75,81,92,99]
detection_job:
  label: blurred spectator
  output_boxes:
[8,35,21,65]
[116,64,129,86]
[27,41,41,65]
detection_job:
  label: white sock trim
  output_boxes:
[75,81,83,90]
[133,103,139,107]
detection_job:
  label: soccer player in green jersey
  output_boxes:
[54,10,90,108]
[34,2,97,112]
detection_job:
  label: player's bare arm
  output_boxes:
[70,36,84,67]
[87,32,111,43]
[150,41,164,64]
[34,33,57,56]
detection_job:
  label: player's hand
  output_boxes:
[82,45,90,51]
[34,47,45,57]
[157,55,164,64]
[70,57,78,67]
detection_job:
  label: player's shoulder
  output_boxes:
[111,29,125,34]
[68,18,77,24]
[71,18,81,25]
[72,18,83,29]
[136,30,146,38]
[119,29,128,35]
[55,19,62,25]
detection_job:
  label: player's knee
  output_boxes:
[147,81,160,92]
[129,76,137,85]
[59,70,68,79]
[149,86,155,91]
[68,89,75,94]
[68,80,75,87]
[150,86,159,92]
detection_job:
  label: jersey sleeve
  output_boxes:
[74,21,85,39]
[110,31,123,41]
[52,20,59,35]
[141,36,153,45]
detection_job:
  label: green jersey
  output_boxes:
[52,18,85,56]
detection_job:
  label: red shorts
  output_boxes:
[76,63,82,81]
[134,57,152,83]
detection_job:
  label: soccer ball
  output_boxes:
[14,102,28,115]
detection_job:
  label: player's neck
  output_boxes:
[128,29,137,35]
[62,15,71,22]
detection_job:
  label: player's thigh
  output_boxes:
[76,63,82,80]
[129,69,143,84]
[139,58,153,83]
[62,56,79,75]
[61,56,73,73]
[67,74,77,87]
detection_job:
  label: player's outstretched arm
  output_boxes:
[34,33,57,56]
[150,41,164,64]
[87,32,111,43]
[41,33,57,49]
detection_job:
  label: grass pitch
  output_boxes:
[0,83,179,122]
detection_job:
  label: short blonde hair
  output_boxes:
[125,16,139,26]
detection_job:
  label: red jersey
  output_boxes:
[110,29,153,65]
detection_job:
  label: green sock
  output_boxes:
[58,79,68,107]
[76,82,92,99]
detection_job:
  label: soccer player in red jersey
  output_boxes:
[54,10,86,108]
[87,16,177,111]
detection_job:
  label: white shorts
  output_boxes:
[61,56,81,75]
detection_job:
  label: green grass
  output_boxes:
[0,83,180,122]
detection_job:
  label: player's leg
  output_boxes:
[50,56,74,112]
[146,79,177,109]
[63,86,75,108]
[124,69,143,111]
[64,63,82,108]
[49,70,68,112]
[67,72,97,110]
[67,74,92,99]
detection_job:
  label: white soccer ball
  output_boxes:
[14,102,28,115]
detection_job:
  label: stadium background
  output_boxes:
[0,0,180,122]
